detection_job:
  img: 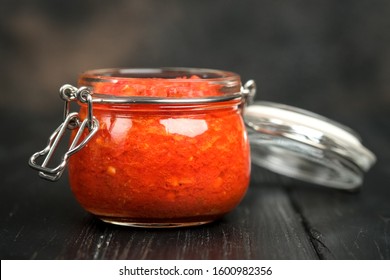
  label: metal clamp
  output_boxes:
[240,79,257,116]
[29,85,99,181]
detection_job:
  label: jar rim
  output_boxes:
[78,67,243,105]
[80,67,241,83]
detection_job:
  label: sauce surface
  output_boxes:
[92,75,222,97]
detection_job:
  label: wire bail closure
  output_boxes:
[29,85,99,181]
[240,80,257,116]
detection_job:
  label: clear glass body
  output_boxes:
[68,68,250,227]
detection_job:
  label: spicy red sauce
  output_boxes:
[68,74,250,226]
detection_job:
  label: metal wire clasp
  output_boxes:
[29,85,99,181]
[240,80,257,115]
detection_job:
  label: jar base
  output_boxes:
[97,216,217,228]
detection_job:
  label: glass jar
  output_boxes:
[29,67,376,228]
[30,68,254,227]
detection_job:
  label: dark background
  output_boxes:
[1,0,389,260]
[1,0,389,117]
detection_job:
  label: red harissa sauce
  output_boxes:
[68,76,250,226]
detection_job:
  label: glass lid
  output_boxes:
[244,101,376,190]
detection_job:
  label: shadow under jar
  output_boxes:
[68,68,251,227]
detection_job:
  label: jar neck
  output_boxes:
[78,68,242,100]
[77,67,247,114]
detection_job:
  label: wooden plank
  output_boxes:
[286,117,390,259]
[288,178,390,259]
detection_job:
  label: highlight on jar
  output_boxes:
[29,68,376,228]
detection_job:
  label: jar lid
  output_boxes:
[244,101,376,190]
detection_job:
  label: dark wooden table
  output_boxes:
[1,104,389,260]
